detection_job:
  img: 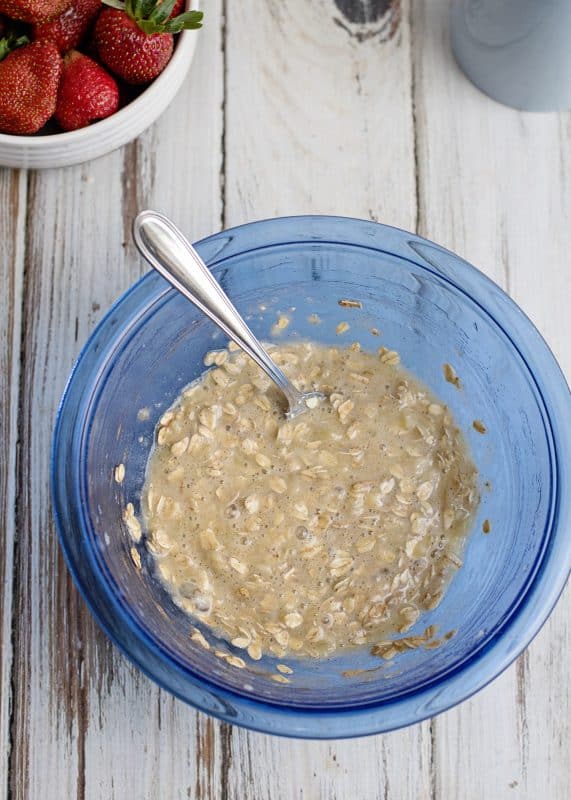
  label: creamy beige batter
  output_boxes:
[140,341,478,660]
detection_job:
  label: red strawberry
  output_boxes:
[55,49,118,130]
[95,9,171,84]
[0,40,62,134]
[95,0,202,85]
[168,0,184,16]
[0,0,73,24]
[34,0,102,54]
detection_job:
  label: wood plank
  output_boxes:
[224,0,416,228]
[413,2,571,798]
[9,3,224,797]
[81,4,226,796]
[223,2,434,798]
[0,169,26,800]
[10,152,133,800]
[227,727,433,800]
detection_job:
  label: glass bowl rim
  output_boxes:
[51,214,571,738]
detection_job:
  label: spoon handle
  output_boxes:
[133,210,302,410]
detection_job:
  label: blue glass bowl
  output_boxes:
[52,216,571,738]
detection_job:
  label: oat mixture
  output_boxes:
[140,341,479,660]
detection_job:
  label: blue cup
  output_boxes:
[451,0,571,111]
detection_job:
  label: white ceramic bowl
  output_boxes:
[0,1,200,169]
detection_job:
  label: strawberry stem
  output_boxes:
[0,33,29,63]
[102,0,204,34]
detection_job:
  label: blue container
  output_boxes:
[451,0,571,112]
[52,216,571,738]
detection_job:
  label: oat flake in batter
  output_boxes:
[140,341,479,660]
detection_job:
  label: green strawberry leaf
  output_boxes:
[0,33,29,63]
[135,19,158,34]
[150,0,177,25]
[140,0,158,16]
[162,11,203,33]
[113,0,204,35]
[102,0,127,9]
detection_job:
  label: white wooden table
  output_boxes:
[1,1,569,797]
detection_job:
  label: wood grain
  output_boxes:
[0,169,26,800]
[412,2,570,797]
[10,154,136,800]
[7,3,224,797]
[224,0,415,227]
[226,727,433,800]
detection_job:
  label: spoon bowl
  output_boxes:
[133,210,326,418]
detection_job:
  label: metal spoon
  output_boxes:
[133,210,325,419]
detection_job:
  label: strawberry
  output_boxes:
[168,0,184,16]
[55,49,118,130]
[0,0,73,24]
[0,39,62,133]
[34,0,102,53]
[95,9,172,84]
[94,0,202,85]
